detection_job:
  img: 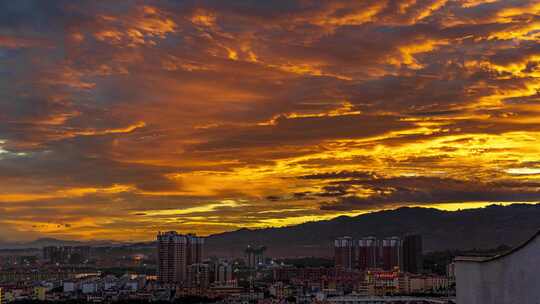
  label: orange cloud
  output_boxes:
[2,0,540,241]
[94,6,176,47]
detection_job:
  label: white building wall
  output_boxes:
[456,233,540,304]
[63,282,75,293]
[81,283,97,294]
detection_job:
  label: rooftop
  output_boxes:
[455,229,540,263]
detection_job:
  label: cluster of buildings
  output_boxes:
[1,227,536,304]
[42,246,92,265]
[271,265,449,298]
[152,232,452,302]
[156,231,205,285]
[0,274,159,303]
[265,266,451,303]
[0,231,456,304]
[334,235,423,273]
[330,235,452,298]
[244,246,266,269]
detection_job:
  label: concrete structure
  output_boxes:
[33,287,47,301]
[365,270,400,296]
[402,234,423,274]
[244,245,266,268]
[187,234,204,265]
[157,231,204,284]
[125,281,138,291]
[356,237,379,270]
[187,263,210,289]
[43,246,91,264]
[63,282,75,293]
[326,295,450,304]
[381,237,401,271]
[335,237,355,270]
[215,261,234,284]
[455,230,540,304]
[269,281,293,299]
[81,282,97,294]
[335,236,423,272]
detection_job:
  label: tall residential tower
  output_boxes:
[157,231,204,285]
[334,236,355,270]
[356,236,379,270]
[245,245,266,268]
[381,236,402,271]
[402,234,423,274]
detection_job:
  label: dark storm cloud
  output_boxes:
[320,176,540,211]
[0,134,180,192]
[192,114,415,151]
[488,41,540,67]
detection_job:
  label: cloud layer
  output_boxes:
[1,0,540,240]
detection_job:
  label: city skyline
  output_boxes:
[1,0,540,241]
[0,229,458,302]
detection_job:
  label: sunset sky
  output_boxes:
[1,0,540,241]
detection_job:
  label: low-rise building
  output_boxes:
[365,270,400,296]
[33,287,47,301]
[269,282,294,299]
[63,281,76,293]
[82,282,98,294]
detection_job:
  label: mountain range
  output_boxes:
[2,204,540,257]
[205,204,540,257]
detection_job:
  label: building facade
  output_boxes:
[157,231,204,285]
[402,234,423,274]
[356,237,379,271]
[455,230,540,304]
[187,263,210,289]
[244,245,266,268]
[43,246,91,264]
[215,261,234,285]
[334,235,422,272]
[334,237,355,270]
[381,237,401,271]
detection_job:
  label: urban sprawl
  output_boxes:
[0,232,457,304]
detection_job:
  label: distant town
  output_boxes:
[0,231,459,304]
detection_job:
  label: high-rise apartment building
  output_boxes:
[334,235,423,272]
[215,261,234,284]
[334,236,355,270]
[381,237,402,271]
[187,263,210,289]
[356,236,379,270]
[187,234,204,265]
[402,234,423,273]
[43,246,91,264]
[157,231,204,285]
[245,245,266,268]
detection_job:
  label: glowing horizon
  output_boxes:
[13,203,538,243]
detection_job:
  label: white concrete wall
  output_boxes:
[456,234,540,304]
